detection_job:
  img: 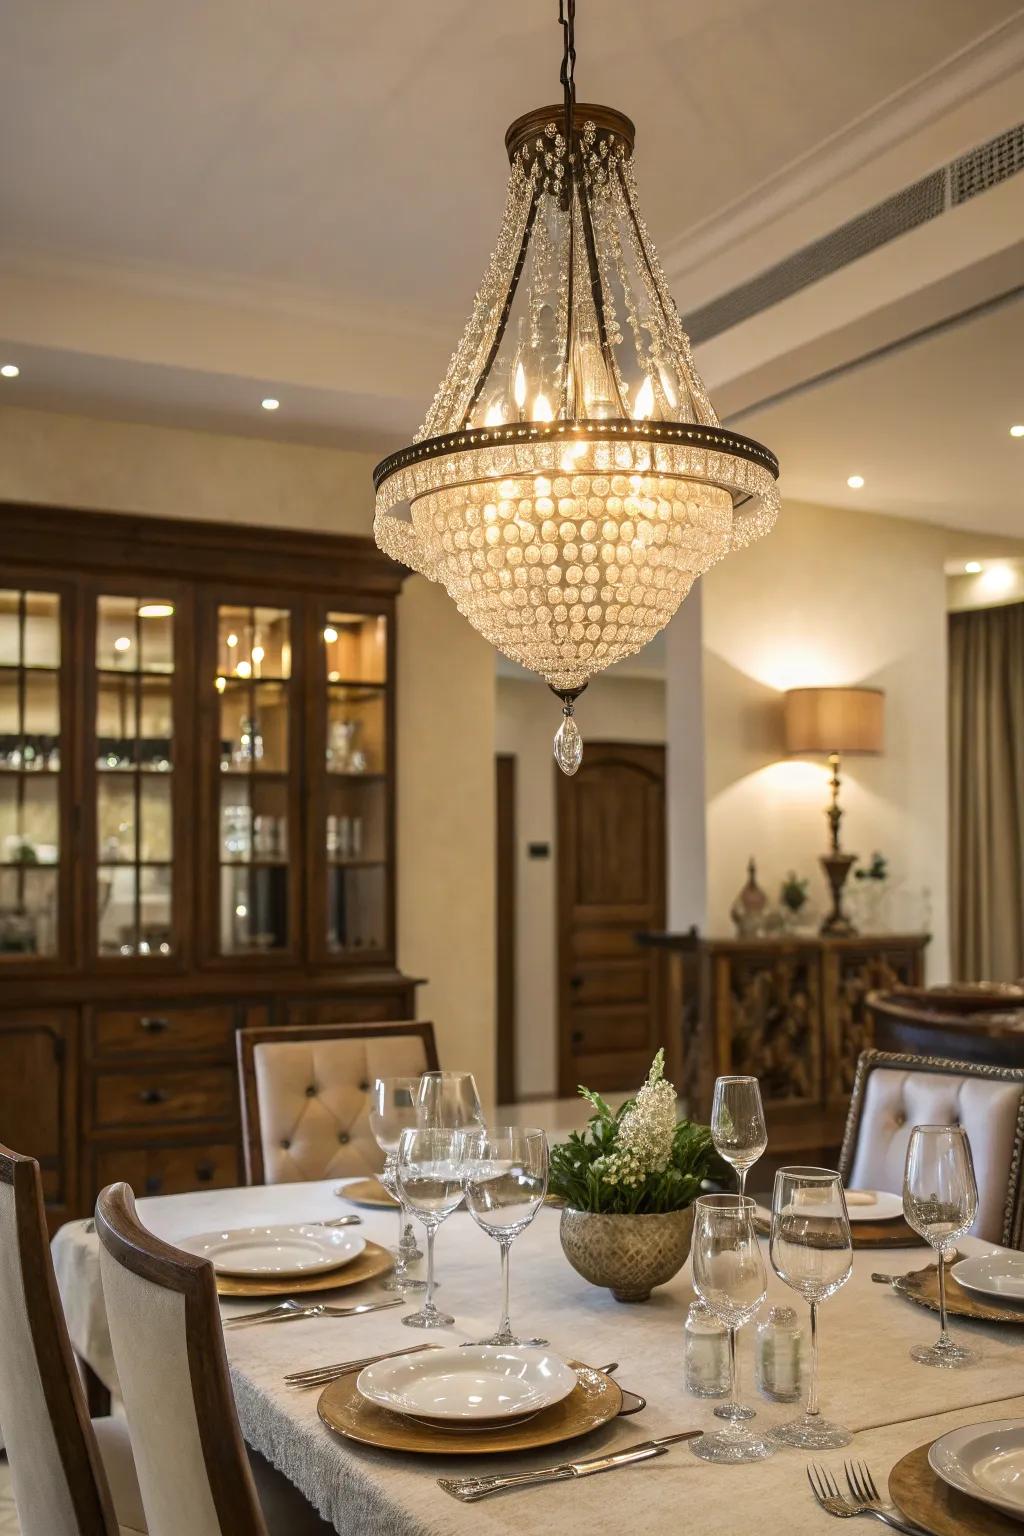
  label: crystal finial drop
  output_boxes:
[554,705,583,776]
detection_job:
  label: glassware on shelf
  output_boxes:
[461,1127,548,1346]
[368,1077,427,1296]
[769,1166,854,1448]
[395,1126,464,1329]
[903,1125,980,1369]
[688,1194,774,1464]
[416,1071,485,1132]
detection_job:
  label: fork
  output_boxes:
[807,1465,929,1534]
[224,1297,403,1329]
[844,1461,930,1535]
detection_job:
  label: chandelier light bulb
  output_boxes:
[484,401,505,427]
[513,362,527,412]
[533,392,554,422]
[634,375,655,421]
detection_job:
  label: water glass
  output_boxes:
[395,1126,464,1328]
[416,1070,485,1131]
[461,1127,548,1346]
[769,1166,853,1449]
[903,1124,979,1369]
[367,1077,425,1293]
[711,1075,767,1198]
[689,1194,775,1464]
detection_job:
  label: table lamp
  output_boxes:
[784,686,884,935]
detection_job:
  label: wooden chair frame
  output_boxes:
[0,1143,118,1535]
[838,1048,1024,1249]
[236,1019,439,1185]
[94,1181,267,1536]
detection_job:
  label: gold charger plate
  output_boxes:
[317,1362,622,1455]
[215,1239,393,1298]
[889,1440,1021,1536]
[754,1215,924,1250]
[336,1178,399,1209]
[886,1260,1024,1323]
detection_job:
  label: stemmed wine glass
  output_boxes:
[710,1075,767,1422]
[769,1166,853,1449]
[903,1124,979,1369]
[689,1194,775,1464]
[395,1126,464,1329]
[367,1077,425,1294]
[461,1127,548,1347]
[416,1071,485,1131]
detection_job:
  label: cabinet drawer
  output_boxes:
[94,1068,236,1129]
[92,1004,236,1058]
[93,1142,239,1199]
[285,995,410,1026]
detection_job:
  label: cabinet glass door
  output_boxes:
[323,612,388,955]
[0,589,61,959]
[216,605,292,956]
[95,596,175,957]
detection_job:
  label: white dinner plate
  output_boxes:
[952,1252,1024,1305]
[842,1189,904,1223]
[356,1346,578,1423]
[179,1224,366,1278]
[929,1419,1024,1522]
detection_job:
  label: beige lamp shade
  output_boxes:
[784,687,884,756]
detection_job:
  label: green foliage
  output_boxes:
[779,871,809,912]
[549,1080,721,1216]
[854,850,888,882]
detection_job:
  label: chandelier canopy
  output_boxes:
[374,2,779,773]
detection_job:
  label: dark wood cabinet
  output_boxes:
[0,504,420,1224]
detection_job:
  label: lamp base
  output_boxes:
[820,851,858,936]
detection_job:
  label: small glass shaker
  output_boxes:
[755,1305,804,1402]
[684,1299,730,1398]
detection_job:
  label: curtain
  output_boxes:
[949,601,1024,980]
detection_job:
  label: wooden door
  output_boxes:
[557,742,666,1094]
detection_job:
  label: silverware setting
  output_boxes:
[438,1431,700,1502]
[311,1214,363,1228]
[224,1297,403,1329]
[285,1342,441,1387]
[807,1463,931,1534]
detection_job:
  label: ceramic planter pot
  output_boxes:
[558,1205,695,1302]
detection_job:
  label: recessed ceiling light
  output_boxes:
[846,474,865,489]
[137,602,174,618]
[261,397,280,411]
[964,561,982,574]
[980,564,1016,594]
[1011,424,1024,438]
[1,364,20,379]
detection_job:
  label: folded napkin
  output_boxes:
[845,1190,879,1207]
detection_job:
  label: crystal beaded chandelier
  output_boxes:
[373,1,780,774]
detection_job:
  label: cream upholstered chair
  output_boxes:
[237,1019,438,1183]
[0,1144,146,1536]
[838,1049,1024,1246]
[95,1182,333,1536]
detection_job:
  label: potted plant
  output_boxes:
[779,871,809,931]
[550,1050,720,1302]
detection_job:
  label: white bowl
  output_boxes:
[356,1346,577,1422]
[930,1419,1024,1521]
[952,1251,1024,1305]
[178,1224,365,1278]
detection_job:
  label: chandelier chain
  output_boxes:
[558,0,576,150]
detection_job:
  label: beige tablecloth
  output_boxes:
[53,1180,1024,1535]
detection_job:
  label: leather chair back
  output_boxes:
[838,1050,1024,1246]
[237,1020,439,1184]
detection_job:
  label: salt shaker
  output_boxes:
[755,1305,804,1402]
[684,1299,730,1398]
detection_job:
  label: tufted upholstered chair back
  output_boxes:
[838,1050,1024,1246]
[237,1020,439,1184]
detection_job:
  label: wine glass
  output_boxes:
[461,1127,548,1347]
[769,1166,853,1449]
[416,1070,485,1131]
[367,1077,425,1294]
[688,1194,775,1464]
[711,1076,767,1198]
[395,1127,464,1329]
[903,1124,980,1369]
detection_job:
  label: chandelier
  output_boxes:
[373,1,780,774]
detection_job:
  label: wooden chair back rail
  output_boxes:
[0,1144,118,1535]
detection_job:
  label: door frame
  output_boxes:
[495,754,517,1104]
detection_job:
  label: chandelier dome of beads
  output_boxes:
[373,11,779,772]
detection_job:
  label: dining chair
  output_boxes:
[95,1181,334,1536]
[237,1018,439,1183]
[0,1143,146,1536]
[866,987,1024,1069]
[838,1048,1024,1246]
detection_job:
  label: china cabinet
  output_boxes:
[0,503,418,1226]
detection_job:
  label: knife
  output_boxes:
[438,1431,700,1502]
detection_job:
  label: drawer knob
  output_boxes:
[139,1087,168,1106]
[195,1162,215,1183]
[144,1175,163,1195]
[139,1017,171,1034]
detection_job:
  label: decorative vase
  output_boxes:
[558,1206,695,1303]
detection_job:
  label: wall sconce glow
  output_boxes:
[846,475,865,490]
[113,636,132,652]
[963,561,982,575]
[226,633,238,648]
[323,626,338,644]
[261,397,280,411]
[980,564,1016,595]
[1010,424,1024,438]
[0,364,20,379]
[251,645,265,664]
[214,676,226,693]
[235,659,253,678]
[137,602,174,618]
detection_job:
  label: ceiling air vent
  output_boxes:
[683,121,1024,345]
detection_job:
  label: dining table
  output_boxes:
[51,1178,1024,1535]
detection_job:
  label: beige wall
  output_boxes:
[0,403,497,1095]
[701,498,951,978]
[496,673,666,1099]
